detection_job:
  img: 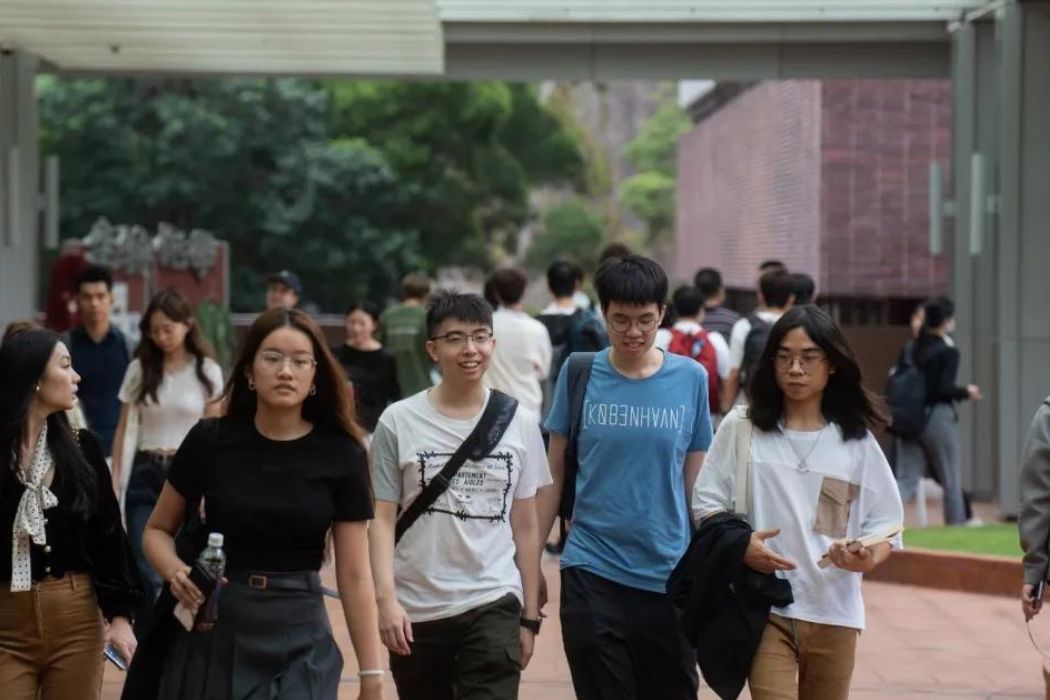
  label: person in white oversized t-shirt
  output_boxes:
[369,290,551,700]
[693,305,903,700]
[110,289,224,628]
[483,267,553,417]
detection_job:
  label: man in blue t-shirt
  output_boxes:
[537,255,713,699]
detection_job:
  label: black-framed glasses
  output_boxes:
[430,330,494,347]
[773,350,828,374]
[607,315,660,334]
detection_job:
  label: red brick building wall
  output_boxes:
[820,80,952,298]
[675,82,822,288]
[675,80,951,299]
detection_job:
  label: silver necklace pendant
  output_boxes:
[797,459,810,474]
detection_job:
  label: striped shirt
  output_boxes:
[702,305,740,340]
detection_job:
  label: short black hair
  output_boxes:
[923,296,955,329]
[672,285,704,318]
[74,265,113,293]
[345,300,381,324]
[425,290,493,337]
[401,272,432,301]
[599,242,632,263]
[759,260,787,274]
[693,267,724,300]
[760,270,795,309]
[791,273,816,305]
[488,267,528,306]
[594,255,668,311]
[546,260,577,298]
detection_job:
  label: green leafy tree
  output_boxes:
[525,199,604,272]
[619,92,691,243]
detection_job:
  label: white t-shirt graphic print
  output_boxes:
[371,389,551,622]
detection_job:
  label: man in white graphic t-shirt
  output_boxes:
[369,291,551,700]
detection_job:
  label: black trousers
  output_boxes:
[390,593,522,700]
[561,567,698,700]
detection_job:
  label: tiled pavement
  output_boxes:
[103,552,1045,700]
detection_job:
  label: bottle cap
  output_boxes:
[208,532,224,548]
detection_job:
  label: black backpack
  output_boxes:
[740,315,773,396]
[886,342,929,438]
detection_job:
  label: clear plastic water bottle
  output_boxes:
[195,532,226,631]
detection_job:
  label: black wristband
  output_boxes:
[520,616,541,634]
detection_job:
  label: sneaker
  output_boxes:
[964,516,985,527]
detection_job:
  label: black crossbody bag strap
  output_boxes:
[395,390,519,545]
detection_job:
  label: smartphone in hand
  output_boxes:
[1032,580,1045,611]
[102,644,128,671]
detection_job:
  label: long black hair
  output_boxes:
[135,289,217,405]
[748,305,887,440]
[0,329,98,516]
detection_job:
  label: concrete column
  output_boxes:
[995,2,1050,516]
[950,18,1000,503]
[0,50,41,331]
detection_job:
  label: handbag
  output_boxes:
[394,390,518,545]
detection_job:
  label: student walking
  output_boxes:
[122,308,383,700]
[668,285,731,422]
[264,270,302,311]
[484,267,553,417]
[381,273,435,397]
[110,289,224,626]
[694,267,740,341]
[369,291,550,700]
[693,305,904,700]
[65,265,131,458]
[333,300,401,434]
[723,269,795,412]
[895,297,981,526]
[538,255,713,700]
[0,328,141,699]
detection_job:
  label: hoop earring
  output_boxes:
[247,379,255,391]
[309,385,317,396]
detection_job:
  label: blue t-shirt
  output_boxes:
[545,349,713,593]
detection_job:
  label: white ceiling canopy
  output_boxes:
[437,1,984,23]
[0,0,444,75]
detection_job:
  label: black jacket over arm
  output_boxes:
[667,512,793,700]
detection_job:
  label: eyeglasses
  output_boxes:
[773,351,828,374]
[258,350,317,373]
[607,315,660,334]
[430,330,494,347]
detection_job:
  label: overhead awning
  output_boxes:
[0,0,444,75]
[437,1,983,23]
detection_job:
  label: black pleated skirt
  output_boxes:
[154,578,342,700]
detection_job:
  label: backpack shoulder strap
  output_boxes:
[567,352,596,444]
[395,390,519,545]
[731,405,753,518]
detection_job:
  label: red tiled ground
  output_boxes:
[103,552,1044,700]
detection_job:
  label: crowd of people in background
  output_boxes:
[0,243,1028,700]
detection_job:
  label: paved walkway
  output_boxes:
[102,553,1045,700]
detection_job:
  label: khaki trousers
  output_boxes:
[749,613,859,700]
[0,573,105,700]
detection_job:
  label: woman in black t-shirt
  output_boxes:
[0,328,140,700]
[123,309,383,700]
[333,301,401,433]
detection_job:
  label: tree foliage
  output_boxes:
[38,77,583,311]
[525,199,604,272]
[619,91,691,243]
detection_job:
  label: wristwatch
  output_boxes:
[520,616,542,634]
